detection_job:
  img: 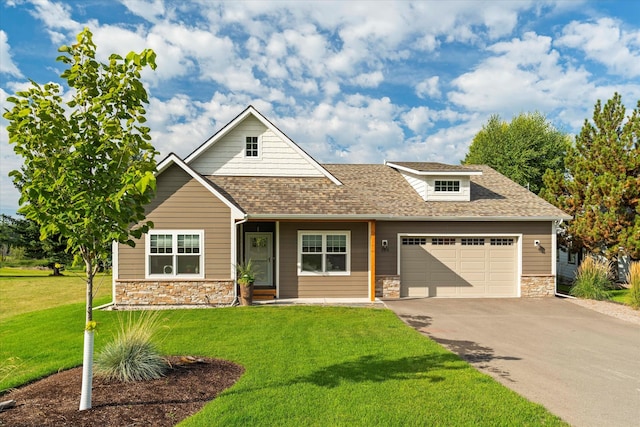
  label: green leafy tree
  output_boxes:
[542,93,640,260]
[3,28,158,410]
[463,112,570,194]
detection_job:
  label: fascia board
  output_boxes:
[385,161,483,176]
[246,214,572,222]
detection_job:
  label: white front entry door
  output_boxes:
[245,232,273,286]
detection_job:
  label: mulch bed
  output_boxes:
[0,357,244,426]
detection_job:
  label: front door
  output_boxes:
[245,232,273,286]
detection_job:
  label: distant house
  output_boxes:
[112,106,571,306]
[557,247,632,285]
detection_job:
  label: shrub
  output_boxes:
[626,261,640,309]
[95,311,168,382]
[571,255,612,300]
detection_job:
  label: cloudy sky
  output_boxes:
[1,0,640,216]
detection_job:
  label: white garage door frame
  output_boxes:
[396,233,523,297]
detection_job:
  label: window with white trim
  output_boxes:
[434,180,460,192]
[147,231,204,277]
[245,136,259,158]
[299,231,350,275]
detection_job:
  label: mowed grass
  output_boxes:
[0,268,112,320]
[1,302,568,426]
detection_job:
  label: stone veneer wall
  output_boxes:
[376,275,401,299]
[115,280,235,306]
[520,275,556,297]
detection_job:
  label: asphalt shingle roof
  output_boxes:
[206,163,570,220]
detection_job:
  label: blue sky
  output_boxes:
[1,0,640,216]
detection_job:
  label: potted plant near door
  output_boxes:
[236,260,256,306]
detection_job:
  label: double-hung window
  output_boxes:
[299,231,350,275]
[147,231,204,278]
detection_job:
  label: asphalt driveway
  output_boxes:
[385,297,640,427]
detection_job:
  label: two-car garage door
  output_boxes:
[400,236,518,297]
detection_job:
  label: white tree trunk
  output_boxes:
[78,328,94,410]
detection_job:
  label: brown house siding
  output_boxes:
[278,221,369,298]
[117,164,233,280]
[375,221,553,276]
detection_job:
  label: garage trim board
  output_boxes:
[397,233,522,298]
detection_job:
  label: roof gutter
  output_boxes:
[244,214,573,222]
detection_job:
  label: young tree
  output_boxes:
[542,93,640,260]
[3,28,158,410]
[463,112,570,194]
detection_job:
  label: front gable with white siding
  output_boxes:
[186,106,341,184]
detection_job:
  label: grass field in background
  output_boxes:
[0,268,112,321]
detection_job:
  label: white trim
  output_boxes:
[156,153,245,220]
[184,106,342,186]
[385,161,483,176]
[551,221,558,294]
[243,135,262,159]
[145,230,205,279]
[433,179,461,193]
[396,232,522,297]
[297,230,351,276]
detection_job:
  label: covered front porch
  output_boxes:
[236,220,377,301]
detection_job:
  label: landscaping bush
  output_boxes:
[626,261,640,309]
[95,311,168,382]
[571,255,612,300]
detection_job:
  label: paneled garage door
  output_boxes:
[400,236,518,298]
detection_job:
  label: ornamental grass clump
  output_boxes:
[95,311,168,382]
[626,261,640,309]
[571,255,612,300]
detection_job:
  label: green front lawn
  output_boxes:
[1,303,567,426]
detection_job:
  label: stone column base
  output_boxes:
[521,275,555,297]
[376,275,401,299]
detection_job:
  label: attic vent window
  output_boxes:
[434,180,460,192]
[245,136,259,157]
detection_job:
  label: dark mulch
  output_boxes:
[0,357,244,427]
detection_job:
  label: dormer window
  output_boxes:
[245,136,259,158]
[434,180,460,192]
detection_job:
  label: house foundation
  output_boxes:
[114,280,235,306]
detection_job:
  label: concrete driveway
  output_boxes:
[384,297,640,427]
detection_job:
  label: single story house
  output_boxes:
[112,106,572,306]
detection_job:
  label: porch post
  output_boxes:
[370,220,376,301]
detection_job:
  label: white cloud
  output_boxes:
[351,71,384,88]
[120,0,166,23]
[0,31,22,77]
[415,76,441,99]
[27,0,81,32]
[557,18,640,78]
[448,32,594,115]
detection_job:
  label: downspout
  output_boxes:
[553,219,573,298]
